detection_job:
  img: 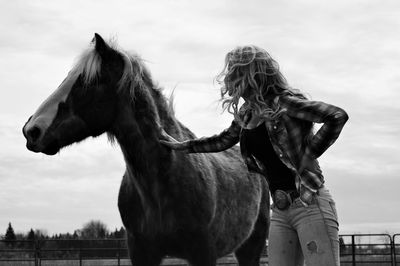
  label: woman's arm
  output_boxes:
[279,95,349,159]
[160,120,241,153]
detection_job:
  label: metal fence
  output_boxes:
[340,234,394,266]
[394,234,400,266]
[0,239,129,266]
[1,234,400,266]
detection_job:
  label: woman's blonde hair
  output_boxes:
[216,45,307,124]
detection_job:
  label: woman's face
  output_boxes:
[225,73,252,103]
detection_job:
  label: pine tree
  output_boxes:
[115,226,126,239]
[5,222,16,241]
[27,229,35,241]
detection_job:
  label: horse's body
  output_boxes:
[23,34,269,266]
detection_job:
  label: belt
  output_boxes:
[272,189,300,210]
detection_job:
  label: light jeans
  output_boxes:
[268,186,339,266]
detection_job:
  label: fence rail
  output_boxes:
[1,234,400,265]
[340,234,394,266]
[394,234,400,266]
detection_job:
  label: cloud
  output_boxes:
[325,167,400,225]
[1,0,400,234]
[0,123,125,234]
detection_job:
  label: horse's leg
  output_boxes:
[127,234,163,266]
[185,232,217,266]
[235,211,269,266]
[188,251,217,266]
[188,252,217,266]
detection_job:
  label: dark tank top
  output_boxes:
[243,123,296,193]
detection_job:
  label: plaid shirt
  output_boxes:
[186,94,349,204]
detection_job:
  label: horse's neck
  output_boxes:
[112,89,177,233]
[115,109,158,172]
[111,88,172,185]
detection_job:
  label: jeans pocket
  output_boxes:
[329,201,338,221]
[317,197,339,229]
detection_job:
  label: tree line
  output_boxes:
[1,220,126,241]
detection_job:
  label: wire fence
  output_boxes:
[1,233,399,265]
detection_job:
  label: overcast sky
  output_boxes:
[0,0,399,236]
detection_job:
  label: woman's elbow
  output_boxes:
[334,108,349,124]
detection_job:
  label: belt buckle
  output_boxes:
[274,190,293,210]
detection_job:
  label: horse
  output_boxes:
[22,33,270,266]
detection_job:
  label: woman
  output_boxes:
[160,45,348,266]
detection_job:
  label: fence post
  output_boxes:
[35,240,40,266]
[117,240,121,266]
[351,235,356,266]
[34,240,38,266]
[79,240,82,266]
[394,235,397,266]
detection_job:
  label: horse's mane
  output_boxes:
[71,40,147,99]
[72,39,195,140]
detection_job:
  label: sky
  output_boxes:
[0,0,399,236]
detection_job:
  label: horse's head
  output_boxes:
[23,34,125,155]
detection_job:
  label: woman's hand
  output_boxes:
[159,128,190,151]
[160,139,191,151]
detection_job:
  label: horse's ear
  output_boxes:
[92,33,110,58]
